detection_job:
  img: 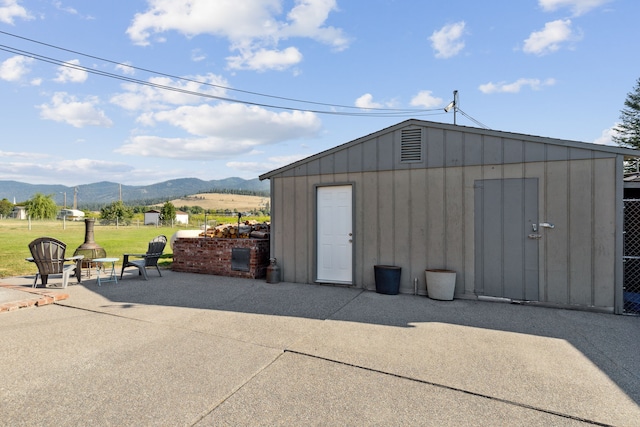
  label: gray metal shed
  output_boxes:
[259,119,640,313]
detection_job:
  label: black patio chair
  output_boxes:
[120,235,167,280]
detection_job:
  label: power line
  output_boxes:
[457,109,490,129]
[0,30,443,117]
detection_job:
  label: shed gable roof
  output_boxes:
[260,119,639,180]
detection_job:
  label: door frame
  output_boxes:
[314,182,355,285]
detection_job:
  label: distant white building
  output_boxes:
[175,210,189,225]
[11,206,27,220]
[57,209,85,221]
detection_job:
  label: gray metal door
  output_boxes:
[474,178,539,301]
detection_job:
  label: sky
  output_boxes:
[0,0,639,187]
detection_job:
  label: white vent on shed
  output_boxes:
[400,128,423,162]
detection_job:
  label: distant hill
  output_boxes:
[0,178,270,209]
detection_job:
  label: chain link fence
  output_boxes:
[623,199,640,314]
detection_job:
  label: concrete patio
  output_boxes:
[1,270,638,426]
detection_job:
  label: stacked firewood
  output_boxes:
[200,221,270,239]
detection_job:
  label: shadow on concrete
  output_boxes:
[7,269,640,408]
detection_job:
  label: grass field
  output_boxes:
[0,220,181,278]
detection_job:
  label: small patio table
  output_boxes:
[92,257,119,286]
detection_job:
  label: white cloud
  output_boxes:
[478,78,556,94]
[38,92,113,128]
[110,73,230,111]
[0,150,48,159]
[54,59,89,83]
[410,90,443,108]
[53,1,77,15]
[115,62,135,75]
[539,0,611,16]
[355,93,382,109]
[0,159,134,186]
[0,55,33,81]
[430,21,466,59]
[523,19,577,55]
[116,103,321,159]
[280,0,349,51]
[593,124,618,146]
[227,46,303,71]
[0,0,32,24]
[227,154,307,173]
[191,49,207,62]
[126,0,349,71]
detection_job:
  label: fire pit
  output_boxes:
[73,218,106,274]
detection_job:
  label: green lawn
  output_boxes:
[0,219,181,278]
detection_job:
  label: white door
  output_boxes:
[317,185,353,284]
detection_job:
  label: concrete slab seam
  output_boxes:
[190,350,288,425]
[283,349,615,427]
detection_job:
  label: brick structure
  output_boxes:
[172,237,270,279]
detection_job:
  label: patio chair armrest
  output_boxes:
[122,253,145,266]
[65,255,84,261]
[123,253,145,258]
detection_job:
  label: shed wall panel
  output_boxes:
[362,138,378,172]
[307,159,320,176]
[525,141,545,163]
[334,149,349,174]
[593,159,616,308]
[570,148,593,160]
[294,176,310,284]
[547,145,569,162]
[377,171,395,264]
[445,131,464,167]
[348,143,363,172]
[362,171,378,289]
[393,170,412,293]
[426,128,445,168]
[463,166,481,295]
[545,161,569,303]
[320,154,335,175]
[410,168,428,294]
[349,172,365,287]
[504,139,524,164]
[483,135,503,165]
[568,160,594,306]
[378,133,394,171]
[281,178,296,282]
[464,133,483,165]
[426,168,446,268]
[445,167,465,294]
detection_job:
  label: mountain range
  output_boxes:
[0,178,270,208]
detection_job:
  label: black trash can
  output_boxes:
[374,265,401,295]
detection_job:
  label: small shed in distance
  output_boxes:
[144,209,160,225]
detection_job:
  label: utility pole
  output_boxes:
[453,90,458,125]
[444,90,458,125]
[73,187,78,210]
